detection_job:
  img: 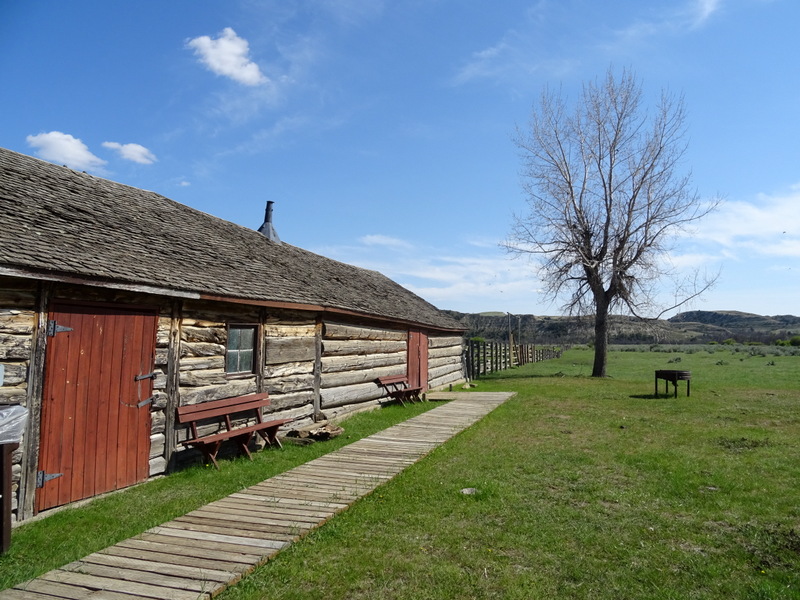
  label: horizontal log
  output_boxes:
[265,310,316,324]
[150,411,166,437]
[179,356,224,371]
[149,391,168,410]
[265,336,316,365]
[181,325,226,344]
[262,390,314,412]
[323,322,406,341]
[321,364,403,389]
[265,361,314,378]
[155,347,169,366]
[153,374,170,391]
[322,352,405,373]
[0,334,31,360]
[0,363,28,385]
[322,339,406,356]
[428,345,463,359]
[265,373,315,394]
[0,310,35,334]
[150,433,167,458]
[178,317,222,328]
[180,341,224,358]
[428,336,464,349]
[320,381,384,408]
[0,387,26,404]
[428,364,463,380]
[182,301,260,323]
[429,371,464,390]
[179,369,228,387]
[156,330,170,347]
[179,380,257,406]
[0,285,36,307]
[264,324,316,337]
[149,456,167,477]
[428,355,462,370]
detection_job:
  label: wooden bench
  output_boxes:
[176,392,292,468]
[376,375,423,406]
[655,370,691,398]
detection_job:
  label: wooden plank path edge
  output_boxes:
[3,392,513,600]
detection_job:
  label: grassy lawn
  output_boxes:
[0,402,442,590]
[3,346,799,599]
[219,347,799,600]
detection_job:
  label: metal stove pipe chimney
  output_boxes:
[258,200,281,244]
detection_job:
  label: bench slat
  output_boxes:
[176,393,270,423]
[180,418,292,447]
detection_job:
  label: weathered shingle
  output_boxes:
[0,147,463,331]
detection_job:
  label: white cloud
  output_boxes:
[317,237,548,314]
[688,0,723,27]
[699,188,800,251]
[359,234,413,250]
[187,27,268,86]
[26,131,107,172]
[452,33,575,87]
[102,142,157,164]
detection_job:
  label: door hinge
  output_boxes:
[137,395,156,408]
[134,372,158,381]
[46,320,73,337]
[36,470,63,488]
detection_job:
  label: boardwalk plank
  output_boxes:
[62,561,221,594]
[137,532,265,560]
[39,570,206,600]
[102,543,251,574]
[148,525,288,551]
[3,394,514,600]
[81,552,234,583]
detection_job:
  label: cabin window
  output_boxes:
[226,324,257,374]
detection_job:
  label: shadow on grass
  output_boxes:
[629,393,679,400]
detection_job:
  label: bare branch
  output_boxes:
[507,67,719,376]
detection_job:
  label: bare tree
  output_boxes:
[507,69,718,377]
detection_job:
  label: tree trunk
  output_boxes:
[592,299,610,377]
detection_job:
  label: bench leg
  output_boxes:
[198,441,223,470]
[257,425,283,449]
[233,432,256,460]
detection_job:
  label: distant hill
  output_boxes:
[444,310,800,345]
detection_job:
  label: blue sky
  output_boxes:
[1,0,798,317]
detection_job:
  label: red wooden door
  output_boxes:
[407,330,429,392]
[36,302,157,512]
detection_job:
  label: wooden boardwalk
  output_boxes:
[3,392,513,600]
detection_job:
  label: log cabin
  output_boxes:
[0,147,466,521]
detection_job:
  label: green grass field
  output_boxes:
[3,346,799,599]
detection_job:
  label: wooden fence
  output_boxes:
[465,340,562,380]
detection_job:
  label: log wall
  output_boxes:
[0,280,37,522]
[427,335,464,389]
[320,321,407,418]
[0,278,465,522]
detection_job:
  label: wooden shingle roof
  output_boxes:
[0,147,463,332]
